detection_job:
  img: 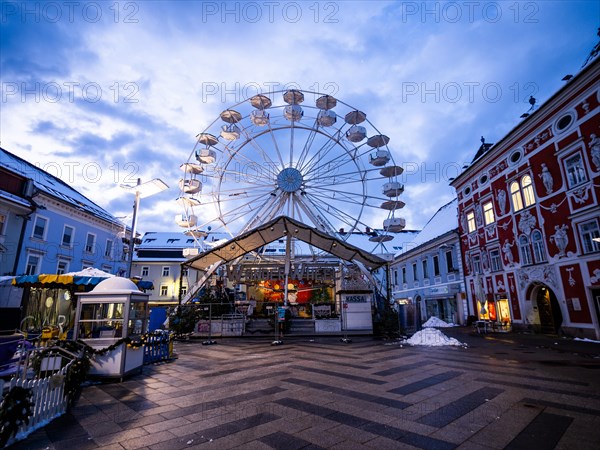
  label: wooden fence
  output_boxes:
[1,346,77,447]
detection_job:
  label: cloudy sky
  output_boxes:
[1,1,598,236]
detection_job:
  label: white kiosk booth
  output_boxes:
[74,277,149,379]
[339,290,374,333]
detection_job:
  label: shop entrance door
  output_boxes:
[535,285,562,334]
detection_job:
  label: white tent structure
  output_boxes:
[181,216,388,304]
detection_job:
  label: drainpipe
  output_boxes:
[12,184,38,275]
[12,213,30,275]
[455,229,472,320]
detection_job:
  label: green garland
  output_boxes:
[0,332,171,445]
[0,386,33,447]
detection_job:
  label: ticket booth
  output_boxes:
[74,277,149,379]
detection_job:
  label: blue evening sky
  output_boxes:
[1,1,598,234]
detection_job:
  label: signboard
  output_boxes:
[340,293,372,331]
[428,286,449,295]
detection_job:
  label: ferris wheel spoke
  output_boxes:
[219,149,279,185]
[307,188,366,209]
[304,143,373,180]
[305,166,383,184]
[304,174,364,187]
[305,194,363,231]
[309,185,394,206]
[265,121,286,169]
[236,126,282,171]
[299,134,345,175]
[295,118,320,169]
[215,173,276,189]
[219,193,277,225]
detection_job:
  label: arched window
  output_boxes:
[522,175,535,207]
[518,235,533,265]
[531,230,546,263]
[510,181,523,212]
[510,175,536,212]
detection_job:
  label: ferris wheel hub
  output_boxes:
[277,167,304,193]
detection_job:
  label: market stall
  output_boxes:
[11,268,153,339]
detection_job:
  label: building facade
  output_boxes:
[451,57,600,339]
[391,199,468,325]
[0,147,127,277]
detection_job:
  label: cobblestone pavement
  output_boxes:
[11,327,600,449]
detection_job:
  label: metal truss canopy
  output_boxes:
[183,216,387,272]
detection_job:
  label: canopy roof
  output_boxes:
[12,273,153,290]
[184,216,388,271]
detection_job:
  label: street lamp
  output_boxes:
[121,178,169,278]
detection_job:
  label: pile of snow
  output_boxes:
[405,328,465,347]
[574,337,600,344]
[422,316,454,328]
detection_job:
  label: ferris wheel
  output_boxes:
[175,89,406,245]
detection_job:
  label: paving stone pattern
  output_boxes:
[11,328,600,449]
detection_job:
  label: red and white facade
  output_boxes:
[451,57,600,339]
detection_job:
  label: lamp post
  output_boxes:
[121,178,169,278]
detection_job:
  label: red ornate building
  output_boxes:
[451,56,600,339]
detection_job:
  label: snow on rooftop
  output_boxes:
[1,147,121,226]
[403,199,458,251]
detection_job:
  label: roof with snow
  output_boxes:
[0,147,122,227]
[401,199,458,252]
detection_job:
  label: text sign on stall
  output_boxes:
[340,293,372,331]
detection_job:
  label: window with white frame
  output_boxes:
[445,250,453,271]
[412,263,417,281]
[510,174,536,212]
[393,269,398,285]
[489,248,502,271]
[522,175,535,207]
[518,235,533,265]
[57,260,69,275]
[105,239,113,258]
[510,181,523,212]
[160,285,169,296]
[182,267,188,276]
[32,216,47,240]
[483,201,495,225]
[564,153,587,188]
[82,262,93,270]
[401,266,407,283]
[422,259,428,278]
[141,266,149,277]
[467,211,476,233]
[25,254,41,275]
[61,225,74,247]
[181,285,188,297]
[472,254,481,274]
[162,266,170,277]
[531,230,547,263]
[578,219,600,254]
[85,233,96,253]
[433,255,440,276]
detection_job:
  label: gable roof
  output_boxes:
[404,199,458,251]
[0,147,122,226]
[184,216,388,271]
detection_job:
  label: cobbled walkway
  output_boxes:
[11,327,600,449]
